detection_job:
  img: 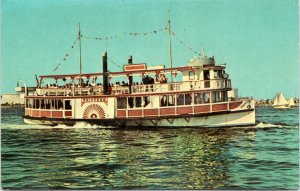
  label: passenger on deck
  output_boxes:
[160,74,168,83]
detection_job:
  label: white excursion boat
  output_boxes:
[272,92,293,109]
[21,21,256,127]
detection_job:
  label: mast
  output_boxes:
[78,23,82,85]
[168,14,173,83]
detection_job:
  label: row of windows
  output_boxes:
[26,99,72,110]
[117,91,228,109]
[189,70,225,80]
[117,96,151,109]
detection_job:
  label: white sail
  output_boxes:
[272,93,279,106]
[288,97,295,107]
[277,92,288,105]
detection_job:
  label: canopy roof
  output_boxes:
[40,66,193,80]
[39,64,225,81]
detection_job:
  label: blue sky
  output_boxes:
[1,0,298,99]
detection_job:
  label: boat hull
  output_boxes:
[23,109,255,128]
[273,105,291,109]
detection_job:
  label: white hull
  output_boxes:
[125,110,255,127]
[24,109,255,128]
[273,105,290,109]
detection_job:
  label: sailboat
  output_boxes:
[273,92,290,109]
[287,97,296,107]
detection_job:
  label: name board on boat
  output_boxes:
[124,63,146,72]
[81,97,108,106]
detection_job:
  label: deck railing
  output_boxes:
[36,79,231,96]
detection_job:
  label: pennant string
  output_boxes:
[82,27,167,41]
[171,31,201,56]
[52,38,77,72]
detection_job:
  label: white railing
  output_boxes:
[35,79,231,96]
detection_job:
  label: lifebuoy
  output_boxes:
[247,105,251,109]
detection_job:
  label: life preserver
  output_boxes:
[247,105,251,109]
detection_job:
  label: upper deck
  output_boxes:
[31,62,231,98]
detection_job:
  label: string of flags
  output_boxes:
[53,39,77,72]
[52,27,201,73]
[171,31,201,56]
[82,27,167,41]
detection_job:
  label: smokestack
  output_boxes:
[102,51,109,95]
[128,55,133,93]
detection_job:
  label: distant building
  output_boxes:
[1,94,25,105]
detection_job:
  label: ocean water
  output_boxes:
[1,107,299,190]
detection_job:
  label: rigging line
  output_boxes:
[107,57,123,70]
[171,31,201,56]
[52,38,78,73]
[81,27,168,41]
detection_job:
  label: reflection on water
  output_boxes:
[1,107,299,189]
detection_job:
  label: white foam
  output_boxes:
[1,121,112,130]
[55,122,102,129]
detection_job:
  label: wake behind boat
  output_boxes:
[19,20,256,128]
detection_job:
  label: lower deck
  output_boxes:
[24,108,255,127]
[24,95,255,124]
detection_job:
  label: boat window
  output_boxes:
[177,94,192,106]
[57,100,63,110]
[212,91,218,103]
[65,100,72,110]
[53,99,63,109]
[160,95,167,107]
[135,97,142,108]
[203,70,210,88]
[143,96,150,107]
[128,97,134,108]
[185,94,192,105]
[160,95,174,107]
[220,91,227,102]
[203,92,210,103]
[26,99,33,108]
[117,98,127,109]
[195,92,210,104]
[204,70,210,80]
[177,94,184,106]
[51,99,56,109]
[45,99,51,109]
[194,93,204,104]
[212,91,227,103]
[34,99,40,109]
[41,99,45,109]
[214,70,223,79]
[189,71,195,80]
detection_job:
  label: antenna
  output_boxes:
[168,5,173,83]
[201,46,205,58]
[105,32,108,51]
[78,23,82,85]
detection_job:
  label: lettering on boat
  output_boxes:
[81,97,108,106]
[124,63,146,72]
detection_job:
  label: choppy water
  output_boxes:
[1,107,299,189]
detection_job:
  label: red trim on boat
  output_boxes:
[160,108,176,115]
[117,110,126,118]
[144,109,159,116]
[176,106,193,115]
[229,101,243,109]
[194,105,210,113]
[212,103,228,111]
